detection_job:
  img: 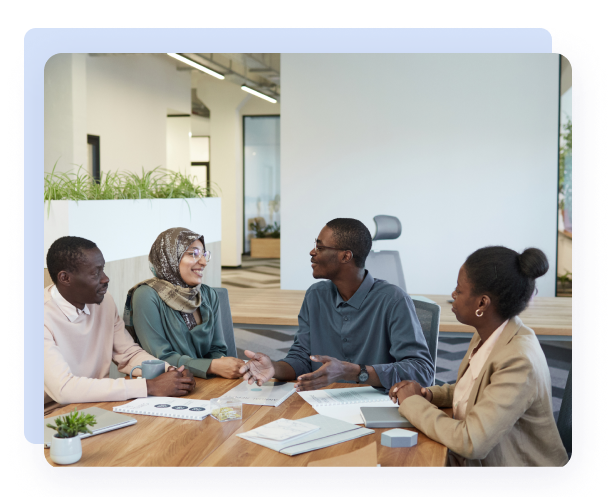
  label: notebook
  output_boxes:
[359,406,413,428]
[44,407,137,448]
[113,397,211,420]
[237,414,374,456]
[221,380,296,407]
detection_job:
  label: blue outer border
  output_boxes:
[9,33,607,496]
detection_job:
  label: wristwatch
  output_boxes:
[357,364,369,383]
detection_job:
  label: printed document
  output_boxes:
[222,380,296,407]
[298,386,393,424]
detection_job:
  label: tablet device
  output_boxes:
[44,406,137,448]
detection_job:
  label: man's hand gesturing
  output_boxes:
[294,355,348,392]
[239,350,275,386]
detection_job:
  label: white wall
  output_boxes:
[281,54,560,297]
[166,116,191,173]
[45,53,191,175]
[193,72,280,266]
[44,54,88,173]
[86,54,190,175]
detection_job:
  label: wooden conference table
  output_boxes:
[226,288,572,340]
[44,378,448,467]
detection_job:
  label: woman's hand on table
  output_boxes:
[389,380,433,405]
[209,357,246,379]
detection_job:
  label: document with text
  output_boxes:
[298,387,393,424]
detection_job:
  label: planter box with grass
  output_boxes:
[44,167,223,309]
[250,237,281,258]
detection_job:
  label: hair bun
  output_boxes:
[518,248,549,279]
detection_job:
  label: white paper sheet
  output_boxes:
[244,418,320,441]
[312,401,396,424]
[298,386,390,407]
[221,380,296,406]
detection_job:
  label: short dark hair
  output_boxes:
[46,236,98,284]
[464,246,549,320]
[325,218,372,269]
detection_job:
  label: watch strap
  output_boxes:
[357,364,368,383]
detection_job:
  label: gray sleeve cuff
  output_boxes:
[372,361,434,390]
[185,358,213,379]
[279,358,303,379]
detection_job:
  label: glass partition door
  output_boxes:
[243,116,281,254]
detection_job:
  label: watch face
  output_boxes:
[359,371,369,382]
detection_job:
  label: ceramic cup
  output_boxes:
[130,359,165,379]
[50,435,83,465]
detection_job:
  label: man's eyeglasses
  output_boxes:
[313,239,354,258]
[183,247,211,264]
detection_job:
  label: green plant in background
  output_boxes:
[249,220,271,238]
[558,117,572,210]
[269,222,280,239]
[249,220,280,238]
[557,271,572,284]
[44,163,220,215]
[46,408,97,439]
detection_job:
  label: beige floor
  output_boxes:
[221,256,280,289]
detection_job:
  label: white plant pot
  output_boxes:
[50,435,82,465]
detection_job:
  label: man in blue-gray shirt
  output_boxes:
[239,218,434,391]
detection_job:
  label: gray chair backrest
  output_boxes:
[365,250,407,292]
[372,215,402,241]
[557,367,572,458]
[213,287,238,358]
[411,298,440,386]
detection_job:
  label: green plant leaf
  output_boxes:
[46,408,97,438]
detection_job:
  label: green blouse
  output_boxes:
[132,284,228,379]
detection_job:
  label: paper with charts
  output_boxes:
[113,397,211,420]
[298,386,394,425]
[222,380,296,407]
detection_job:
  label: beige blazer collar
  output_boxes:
[458,316,524,409]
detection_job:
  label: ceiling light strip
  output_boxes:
[241,85,277,103]
[167,53,225,80]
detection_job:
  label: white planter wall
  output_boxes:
[44,198,222,311]
[44,198,222,266]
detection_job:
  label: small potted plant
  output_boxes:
[46,408,97,465]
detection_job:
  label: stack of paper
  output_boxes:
[237,414,374,456]
[298,387,394,425]
[242,418,320,443]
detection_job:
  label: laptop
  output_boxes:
[44,406,137,448]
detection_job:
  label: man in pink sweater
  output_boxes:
[44,236,195,407]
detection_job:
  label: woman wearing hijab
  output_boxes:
[125,227,245,379]
[389,246,568,466]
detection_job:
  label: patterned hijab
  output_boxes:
[124,227,206,334]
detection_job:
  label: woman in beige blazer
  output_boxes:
[391,246,569,466]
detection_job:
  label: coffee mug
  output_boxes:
[130,360,165,379]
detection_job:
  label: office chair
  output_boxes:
[213,287,238,358]
[411,298,440,386]
[365,215,407,292]
[557,367,572,459]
